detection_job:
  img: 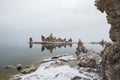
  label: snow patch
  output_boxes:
[10,55,102,80]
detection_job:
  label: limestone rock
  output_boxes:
[101,42,120,80]
[3,65,15,69]
[71,76,81,80]
[77,50,101,68]
[75,39,87,57]
[16,64,23,71]
[21,65,36,74]
[41,33,72,43]
[75,39,101,68]
[95,0,120,80]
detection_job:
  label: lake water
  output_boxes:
[0,43,104,67]
[0,41,104,79]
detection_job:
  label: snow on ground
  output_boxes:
[58,55,76,61]
[43,54,76,62]
[10,55,102,80]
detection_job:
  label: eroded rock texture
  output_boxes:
[95,0,120,80]
[75,40,101,68]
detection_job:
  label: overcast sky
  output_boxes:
[0,0,111,45]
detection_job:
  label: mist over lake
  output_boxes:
[0,0,111,47]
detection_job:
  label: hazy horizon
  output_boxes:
[0,0,111,46]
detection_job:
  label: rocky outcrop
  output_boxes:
[95,0,120,80]
[77,50,101,68]
[21,65,36,74]
[41,33,72,42]
[75,39,101,68]
[75,39,87,57]
[16,64,23,71]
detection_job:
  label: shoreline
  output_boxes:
[10,50,102,80]
[0,58,45,80]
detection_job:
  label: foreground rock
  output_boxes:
[21,65,36,74]
[10,55,102,80]
[95,0,120,80]
[75,39,88,57]
[3,65,15,69]
[77,50,101,68]
[16,64,23,71]
[75,39,101,68]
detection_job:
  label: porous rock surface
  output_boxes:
[95,0,120,80]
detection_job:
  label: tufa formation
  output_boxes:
[95,0,120,80]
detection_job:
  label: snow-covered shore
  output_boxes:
[10,54,102,80]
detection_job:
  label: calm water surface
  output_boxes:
[0,43,103,67]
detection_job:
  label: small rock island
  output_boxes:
[29,33,73,45]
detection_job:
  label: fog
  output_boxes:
[0,0,111,46]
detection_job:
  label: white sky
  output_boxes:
[0,0,111,44]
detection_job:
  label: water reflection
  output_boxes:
[29,44,33,48]
[29,43,72,53]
